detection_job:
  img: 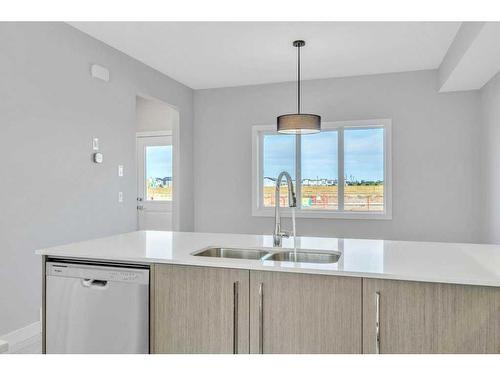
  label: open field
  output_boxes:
[146,185,383,211]
[147,186,172,201]
[264,185,383,211]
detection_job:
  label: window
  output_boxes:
[344,128,384,212]
[252,119,392,219]
[145,144,173,201]
[263,134,296,207]
[301,130,339,210]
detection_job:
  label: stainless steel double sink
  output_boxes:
[192,247,340,264]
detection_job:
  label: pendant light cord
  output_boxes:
[297,43,301,114]
[277,40,320,134]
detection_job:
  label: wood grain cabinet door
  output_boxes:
[249,271,362,354]
[152,264,249,354]
[363,278,500,354]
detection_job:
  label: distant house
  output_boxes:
[157,177,172,186]
[263,176,276,186]
[158,177,172,187]
[302,178,338,186]
[265,176,342,187]
[302,178,316,186]
[149,176,172,188]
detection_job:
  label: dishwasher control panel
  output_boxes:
[46,262,150,285]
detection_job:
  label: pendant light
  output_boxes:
[277,40,321,134]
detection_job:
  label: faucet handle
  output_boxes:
[277,231,290,238]
[273,231,291,247]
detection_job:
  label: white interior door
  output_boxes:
[137,135,173,230]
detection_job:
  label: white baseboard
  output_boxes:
[0,321,41,354]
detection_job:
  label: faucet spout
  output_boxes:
[273,171,297,247]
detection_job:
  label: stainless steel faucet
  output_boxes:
[273,171,297,247]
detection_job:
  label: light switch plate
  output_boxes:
[92,137,99,151]
[118,165,124,177]
[118,192,123,203]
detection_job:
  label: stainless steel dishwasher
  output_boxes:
[45,261,149,354]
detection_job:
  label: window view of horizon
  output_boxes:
[301,130,338,209]
[344,128,384,211]
[146,145,173,201]
[262,127,384,211]
[263,134,296,207]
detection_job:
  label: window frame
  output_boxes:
[136,132,174,210]
[251,119,392,219]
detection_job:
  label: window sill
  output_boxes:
[252,207,392,220]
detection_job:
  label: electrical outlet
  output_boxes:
[118,192,123,203]
[118,165,124,177]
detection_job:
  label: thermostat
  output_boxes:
[93,152,103,164]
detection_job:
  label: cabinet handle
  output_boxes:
[233,281,239,354]
[259,282,264,354]
[375,291,381,354]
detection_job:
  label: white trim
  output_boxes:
[338,127,345,210]
[251,118,392,220]
[0,321,41,354]
[136,135,173,210]
[384,119,393,219]
[136,130,172,138]
[171,116,181,231]
[251,125,260,214]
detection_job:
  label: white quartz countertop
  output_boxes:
[36,230,500,287]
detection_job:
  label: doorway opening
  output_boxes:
[135,95,180,231]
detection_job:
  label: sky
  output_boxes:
[146,145,173,179]
[263,128,384,182]
[145,129,383,182]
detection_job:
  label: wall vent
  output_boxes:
[91,64,110,82]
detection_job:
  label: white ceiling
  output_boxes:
[69,22,461,90]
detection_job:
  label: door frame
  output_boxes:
[136,129,180,231]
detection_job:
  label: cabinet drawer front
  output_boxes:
[153,264,249,354]
[250,271,362,354]
[363,278,500,354]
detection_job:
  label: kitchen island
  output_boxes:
[37,230,500,354]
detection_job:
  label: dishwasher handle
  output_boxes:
[81,279,108,289]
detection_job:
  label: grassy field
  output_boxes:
[147,184,383,211]
[147,186,172,201]
[264,185,383,211]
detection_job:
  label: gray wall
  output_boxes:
[194,70,482,243]
[0,22,194,335]
[136,96,179,132]
[480,72,500,243]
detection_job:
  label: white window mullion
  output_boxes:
[338,127,345,212]
[295,134,302,209]
[259,132,265,208]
